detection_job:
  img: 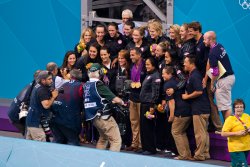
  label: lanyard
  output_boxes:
[235,115,248,130]
[210,43,217,49]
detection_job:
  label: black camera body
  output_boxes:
[50,87,64,94]
[111,104,129,136]
[57,87,64,94]
[115,76,131,97]
[40,116,52,135]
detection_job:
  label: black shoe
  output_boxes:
[142,151,155,155]
[121,144,126,150]
[135,148,144,153]
[125,146,137,151]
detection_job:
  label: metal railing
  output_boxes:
[81,0,173,31]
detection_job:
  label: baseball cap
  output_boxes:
[89,63,101,72]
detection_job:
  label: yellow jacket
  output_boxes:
[222,113,250,152]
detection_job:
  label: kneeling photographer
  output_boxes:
[51,69,84,146]
[26,71,58,142]
[84,63,125,152]
[8,70,41,136]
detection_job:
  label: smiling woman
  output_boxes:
[221,99,250,167]
[61,51,77,70]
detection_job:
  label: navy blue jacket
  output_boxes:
[105,32,127,60]
[126,39,151,59]
[179,38,196,63]
[163,77,191,117]
[186,69,210,115]
[209,43,234,78]
[84,80,109,121]
[8,81,36,122]
[52,80,83,132]
[195,35,209,77]
[140,70,161,107]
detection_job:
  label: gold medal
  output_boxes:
[131,82,136,88]
[157,104,165,113]
[135,82,141,88]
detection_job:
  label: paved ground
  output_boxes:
[0,130,233,167]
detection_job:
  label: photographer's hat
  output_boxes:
[89,63,101,72]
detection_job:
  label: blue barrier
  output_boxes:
[0,136,222,167]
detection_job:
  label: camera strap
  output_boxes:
[96,101,112,120]
[234,115,248,130]
[25,80,36,106]
[117,62,120,77]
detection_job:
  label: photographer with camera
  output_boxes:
[51,69,84,146]
[8,70,41,136]
[84,63,125,152]
[26,71,58,142]
[46,62,69,89]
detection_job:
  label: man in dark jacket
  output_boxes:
[51,69,84,145]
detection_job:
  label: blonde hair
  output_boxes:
[180,23,189,43]
[80,27,95,42]
[181,23,189,31]
[147,19,163,36]
[169,24,181,44]
[132,26,146,37]
[157,41,170,53]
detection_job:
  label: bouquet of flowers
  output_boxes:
[157,104,165,113]
[77,41,86,53]
[145,111,155,119]
[86,63,93,70]
[101,68,108,75]
[150,43,157,52]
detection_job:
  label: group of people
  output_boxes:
[7,9,250,166]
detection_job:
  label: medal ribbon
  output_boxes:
[131,60,143,82]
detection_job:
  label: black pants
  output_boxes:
[155,111,178,154]
[140,103,156,153]
[12,120,26,136]
[155,112,168,150]
[165,120,178,154]
[51,122,80,146]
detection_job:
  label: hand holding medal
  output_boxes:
[145,111,155,119]
[157,104,165,113]
[131,82,141,88]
